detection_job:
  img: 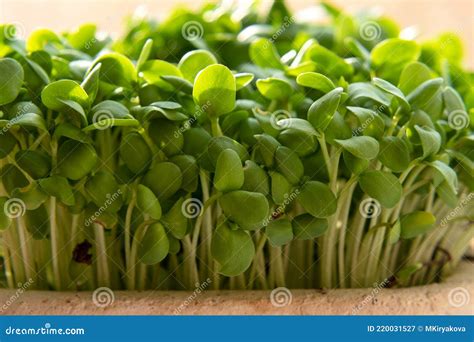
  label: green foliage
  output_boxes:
[0,0,471,291]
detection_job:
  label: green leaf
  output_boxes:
[286,61,316,76]
[160,75,193,94]
[242,161,269,195]
[343,150,369,175]
[235,73,254,91]
[169,155,199,193]
[90,52,137,88]
[143,162,182,201]
[406,78,443,114]
[308,87,343,131]
[254,134,280,168]
[256,77,293,101]
[278,127,318,157]
[219,190,269,230]
[298,181,337,218]
[0,131,17,159]
[41,79,89,112]
[296,72,335,93]
[211,221,255,276]
[270,171,293,205]
[178,49,217,81]
[292,214,328,240]
[377,136,411,172]
[84,101,138,129]
[214,149,244,192]
[274,146,304,184]
[429,160,458,194]
[443,86,466,113]
[346,106,385,138]
[0,164,29,195]
[11,182,47,211]
[53,123,92,144]
[15,150,51,179]
[371,38,420,67]
[400,211,436,239]
[359,170,402,208]
[0,58,24,105]
[84,171,123,212]
[24,205,49,239]
[306,44,353,78]
[148,119,183,156]
[119,132,152,174]
[193,64,236,117]
[347,82,391,107]
[138,223,169,265]
[162,197,188,239]
[398,62,433,94]
[140,60,182,91]
[266,218,293,246]
[249,38,284,70]
[388,220,401,244]
[81,63,101,104]
[335,136,379,160]
[58,99,88,126]
[136,39,153,71]
[56,141,97,181]
[276,118,318,137]
[207,136,249,167]
[372,77,409,109]
[38,175,75,206]
[414,125,441,159]
[26,28,61,51]
[137,184,162,220]
[2,113,47,131]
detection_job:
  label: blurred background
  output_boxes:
[0,0,472,67]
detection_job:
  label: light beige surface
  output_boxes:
[0,261,472,315]
[0,0,472,67]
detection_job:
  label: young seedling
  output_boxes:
[0,1,472,292]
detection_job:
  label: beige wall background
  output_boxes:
[0,0,472,68]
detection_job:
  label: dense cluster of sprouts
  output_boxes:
[0,1,472,291]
